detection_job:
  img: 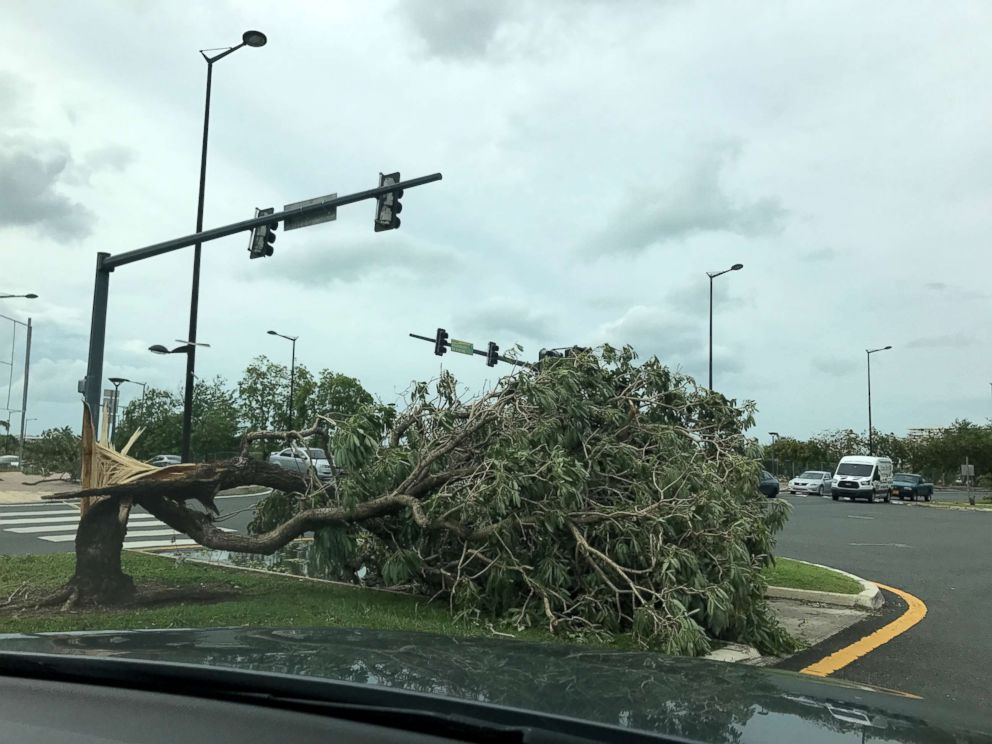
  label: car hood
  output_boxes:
[0,626,987,742]
[891,480,919,487]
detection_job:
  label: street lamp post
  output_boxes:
[866,345,892,455]
[0,308,33,465]
[107,377,129,444]
[706,263,743,390]
[268,330,298,429]
[181,30,267,464]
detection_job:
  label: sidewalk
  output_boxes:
[0,471,79,505]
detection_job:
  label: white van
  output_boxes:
[831,456,893,503]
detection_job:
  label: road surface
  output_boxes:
[0,491,266,555]
[775,492,990,711]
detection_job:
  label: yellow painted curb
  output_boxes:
[800,582,927,680]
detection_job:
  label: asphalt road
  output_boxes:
[0,492,265,555]
[775,493,991,711]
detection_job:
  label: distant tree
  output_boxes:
[23,427,81,479]
[190,377,242,460]
[237,355,289,434]
[112,388,182,460]
[311,370,374,423]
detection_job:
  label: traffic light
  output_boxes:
[486,341,499,367]
[248,207,278,259]
[374,172,403,232]
[434,328,448,356]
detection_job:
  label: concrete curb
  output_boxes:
[767,559,883,610]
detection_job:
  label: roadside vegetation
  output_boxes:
[762,558,861,595]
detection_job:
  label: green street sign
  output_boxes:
[450,339,474,355]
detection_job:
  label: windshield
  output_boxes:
[3,4,990,738]
[836,463,874,477]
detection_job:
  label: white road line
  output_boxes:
[847,515,875,520]
[0,509,80,517]
[7,519,184,534]
[216,489,272,500]
[0,514,159,526]
[849,542,912,548]
[124,539,198,549]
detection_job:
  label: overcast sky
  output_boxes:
[2,0,991,442]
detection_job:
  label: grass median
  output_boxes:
[0,552,552,640]
[0,552,857,642]
[762,557,861,595]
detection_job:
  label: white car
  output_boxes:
[268,446,334,482]
[788,470,833,496]
[0,454,20,470]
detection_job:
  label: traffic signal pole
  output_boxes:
[408,332,533,369]
[82,173,442,434]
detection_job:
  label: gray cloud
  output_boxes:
[583,146,787,258]
[0,134,95,240]
[460,297,557,343]
[924,282,949,291]
[922,282,986,300]
[258,237,460,287]
[805,247,839,262]
[811,356,858,377]
[64,144,135,186]
[595,305,745,380]
[400,0,509,59]
[0,71,32,127]
[906,333,971,349]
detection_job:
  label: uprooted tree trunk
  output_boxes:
[66,496,135,606]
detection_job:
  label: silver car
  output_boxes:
[268,447,333,481]
[0,454,20,470]
[788,470,833,496]
[148,455,182,468]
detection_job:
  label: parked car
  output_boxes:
[831,456,893,502]
[147,454,181,467]
[788,470,832,496]
[0,454,20,470]
[268,446,334,481]
[758,470,780,498]
[890,473,933,502]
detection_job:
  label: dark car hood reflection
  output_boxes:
[0,626,988,742]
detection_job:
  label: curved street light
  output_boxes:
[182,30,268,464]
[0,293,38,299]
[267,330,298,429]
[866,345,893,455]
[705,263,744,390]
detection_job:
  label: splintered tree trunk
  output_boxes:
[66,497,135,605]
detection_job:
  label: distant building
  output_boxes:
[907,426,947,439]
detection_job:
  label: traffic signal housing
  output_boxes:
[248,207,278,258]
[434,328,449,356]
[486,341,499,367]
[374,172,403,232]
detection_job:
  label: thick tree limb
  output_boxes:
[135,491,427,554]
[46,459,308,515]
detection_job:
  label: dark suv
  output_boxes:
[758,470,780,498]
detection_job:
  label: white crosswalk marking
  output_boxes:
[0,514,158,526]
[0,509,80,517]
[0,507,229,550]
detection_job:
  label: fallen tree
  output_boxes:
[38,346,793,656]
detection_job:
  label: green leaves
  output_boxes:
[269,346,796,656]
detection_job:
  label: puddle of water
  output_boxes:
[158,542,350,581]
